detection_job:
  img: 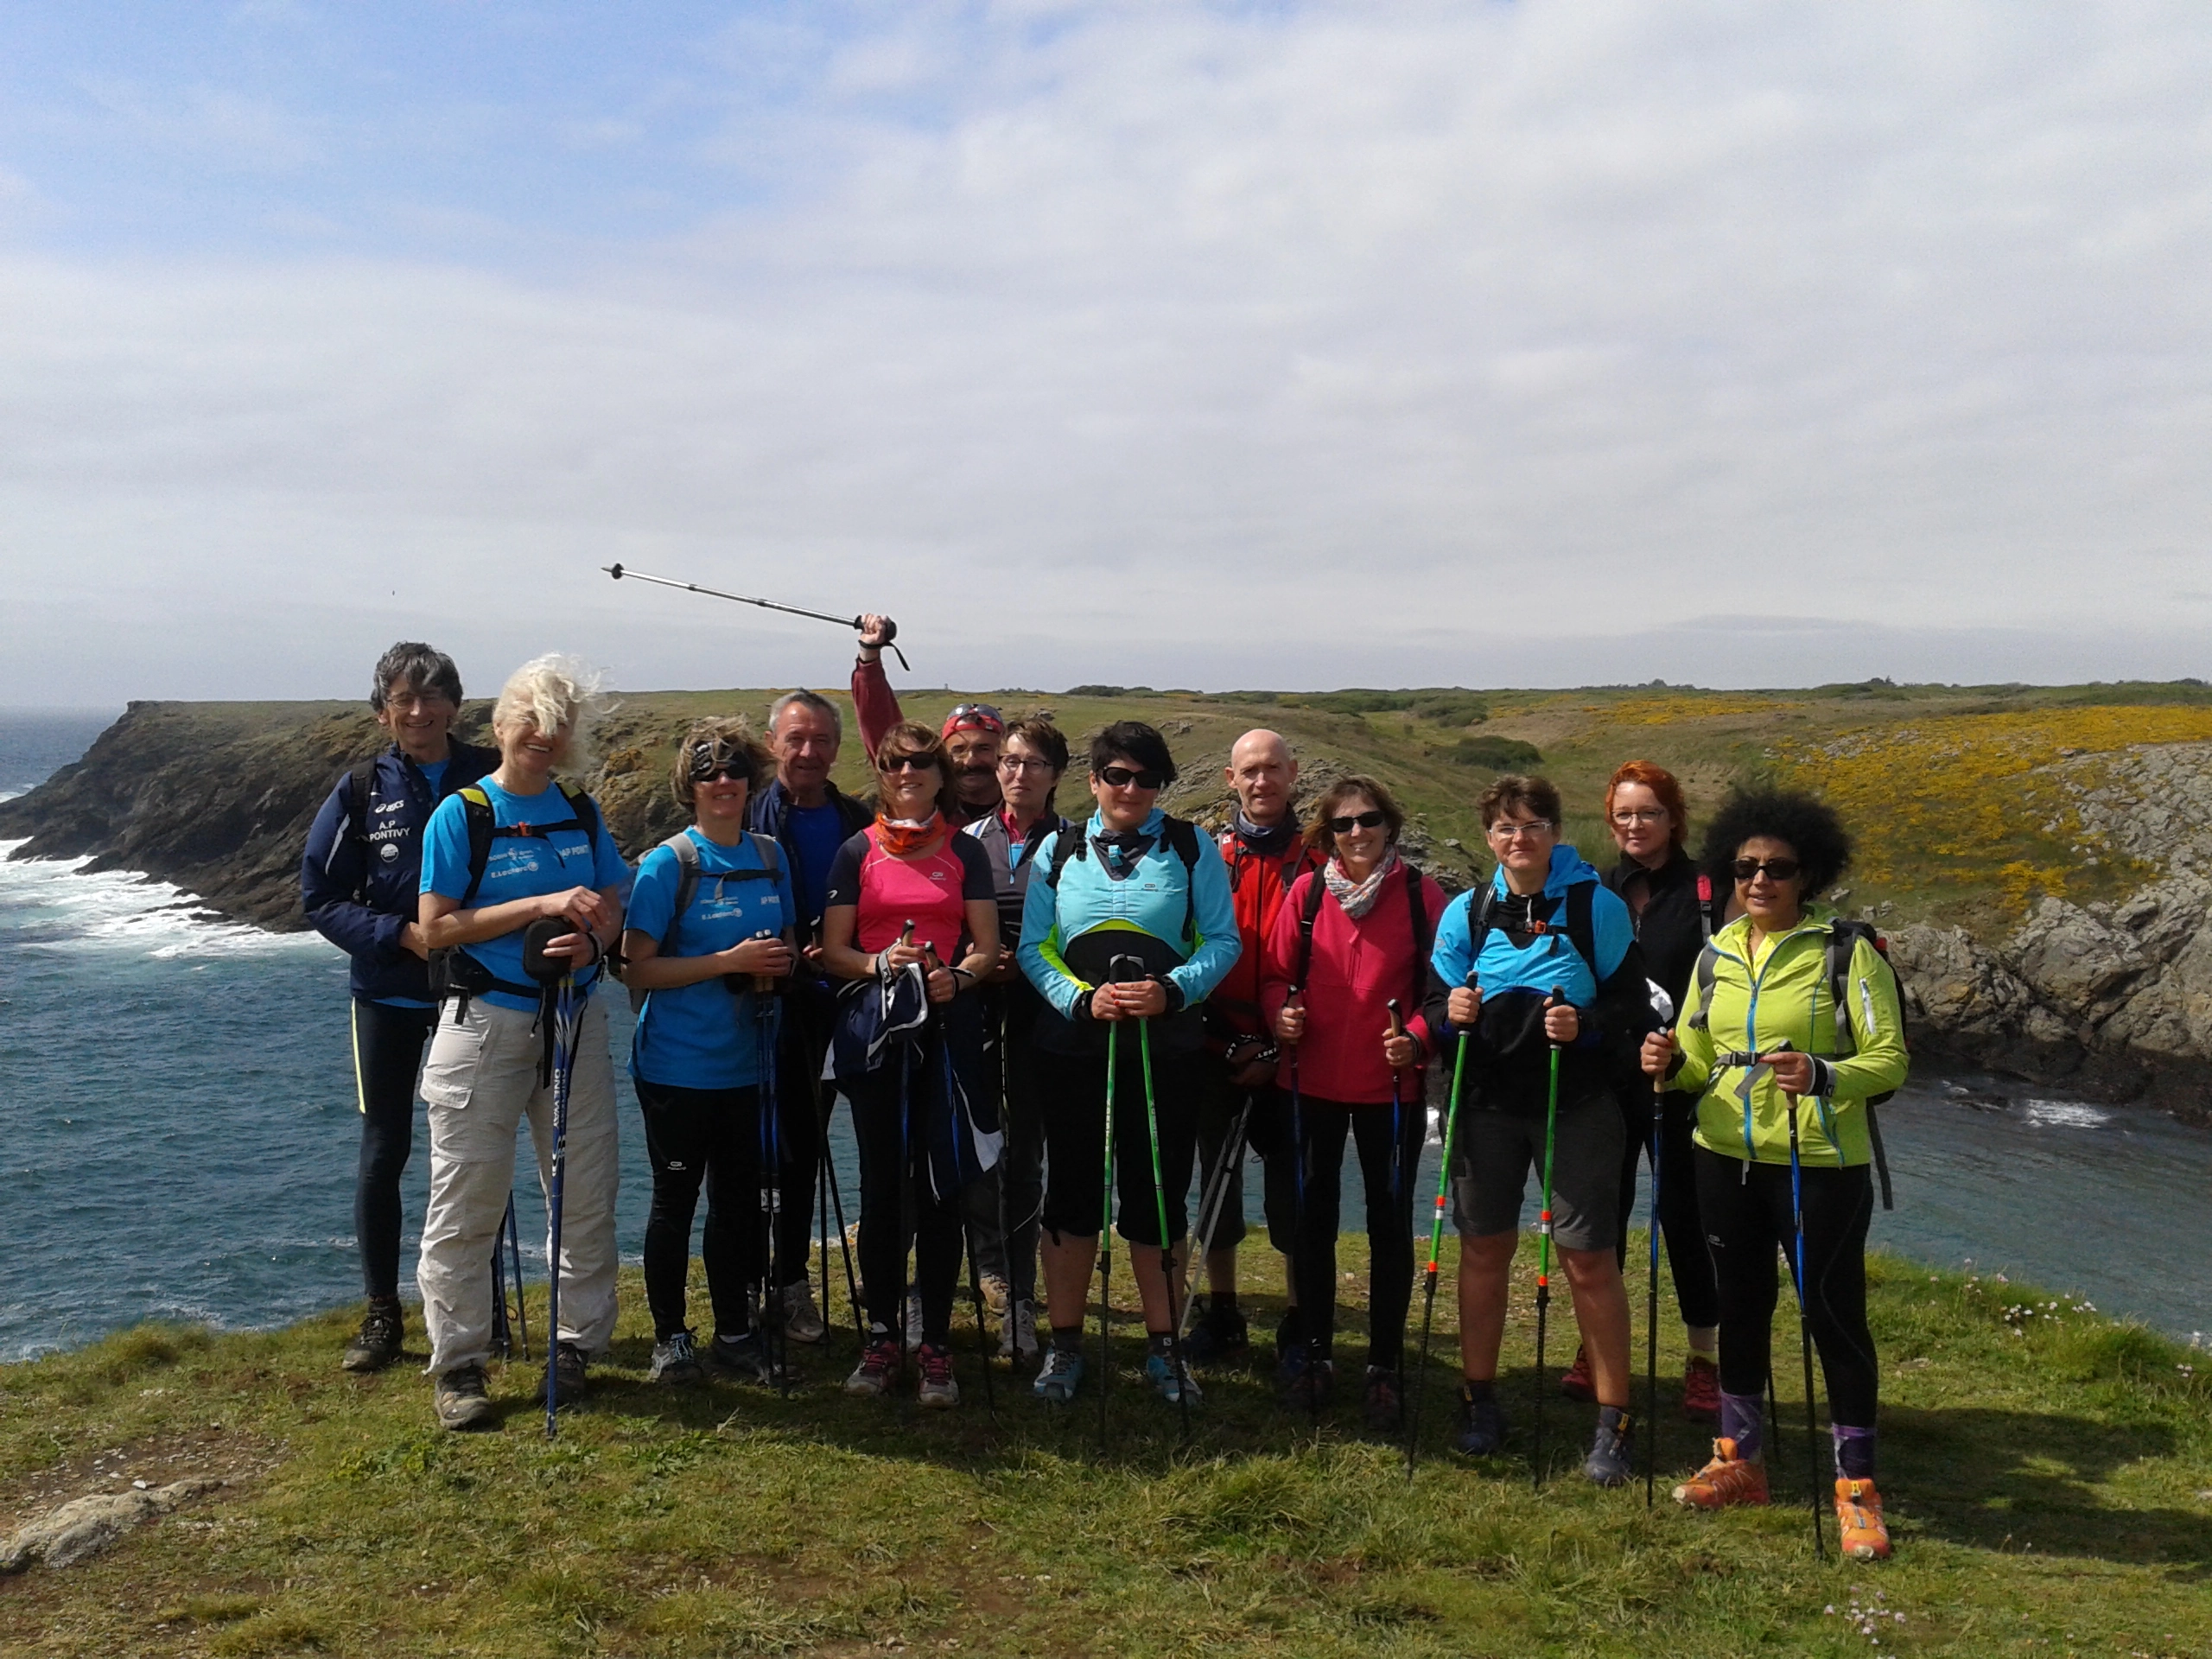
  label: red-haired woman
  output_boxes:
[1556,760,1723,1422]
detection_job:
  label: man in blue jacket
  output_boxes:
[301,642,497,1373]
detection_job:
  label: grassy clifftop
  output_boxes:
[1,1244,2207,1656]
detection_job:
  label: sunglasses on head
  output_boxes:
[1096,764,1163,790]
[1325,810,1387,834]
[878,753,937,773]
[1732,856,1802,883]
[944,702,1005,732]
[687,746,754,785]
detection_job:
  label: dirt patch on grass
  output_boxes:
[0,1424,277,1541]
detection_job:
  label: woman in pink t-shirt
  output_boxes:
[820,721,999,1408]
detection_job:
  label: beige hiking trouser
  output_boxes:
[416,994,620,1376]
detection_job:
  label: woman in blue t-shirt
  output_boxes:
[621,720,800,1390]
[415,654,631,1433]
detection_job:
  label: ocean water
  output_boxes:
[3,715,2209,1360]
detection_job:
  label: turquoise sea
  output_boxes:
[3,712,2209,1361]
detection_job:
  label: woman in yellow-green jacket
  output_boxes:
[1641,790,1906,1561]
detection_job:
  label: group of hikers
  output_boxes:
[302,626,1909,1563]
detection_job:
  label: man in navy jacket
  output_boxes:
[301,642,497,1373]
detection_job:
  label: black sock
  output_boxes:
[1212,1289,1238,1315]
[1147,1330,1173,1356]
[1052,1324,1084,1355]
[1276,1307,1304,1351]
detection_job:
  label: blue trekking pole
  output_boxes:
[1385,999,1409,1414]
[1532,988,1564,1491]
[747,931,790,1396]
[1646,1065,1664,1508]
[543,972,576,1440]
[1780,1052,1829,1560]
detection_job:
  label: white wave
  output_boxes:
[2022,1098,2113,1130]
[0,840,335,961]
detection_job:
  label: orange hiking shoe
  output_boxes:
[1557,1343,1595,1402]
[1672,1438,1770,1510]
[1834,1477,1892,1560]
[1681,1354,1720,1423]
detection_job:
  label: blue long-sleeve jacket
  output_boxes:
[1018,808,1240,1055]
[300,741,499,1003]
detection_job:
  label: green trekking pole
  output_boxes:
[1096,980,1123,1449]
[1532,988,1564,1492]
[1128,962,1193,1438]
[1404,973,1476,1481]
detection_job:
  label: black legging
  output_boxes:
[1694,1145,1878,1427]
[963,993,1045,1301]
[350,999,437,1300]
[634,1078,767,1342]
[1288,1095,1423,1370]
[846,1051,964,1347]
[773,988,834,1290]
[1038,1044,1202,1252]
[1612,1088,1721,1329]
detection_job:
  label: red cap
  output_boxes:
[941,702,1005,738]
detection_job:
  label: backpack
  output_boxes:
[1463,879,1599,985]
[1043,815,1204,950]
[627,830,786,1015]
[1687,918,1906,1210]
[428,780,607,1016]
[1294,861,1433,1020]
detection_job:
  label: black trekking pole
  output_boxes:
[1128,958,1192,1440]
[543,971,578,1440]
[893,922,918,1393]
[801,971,865,1342]
[505,1195,530,1361]
[1286,989,1319,1431]
[1386,999,1409,1417]
[746,934,791,1396]
[491,1194,515,1359]
[1782,1063,1829,1560]
[604,563,912,670]
[1646,1065,1664,1508]
[1532,989,1565,1491]
[1406,974,1475,1482]
[1175,1079,1258,1349]
[926,944,997,1422]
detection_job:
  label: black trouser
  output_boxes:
[1612,1087,1721,1329]
[1694,1145,1878,1428]
[635,1078,767,1342]
[773,988,833,1291]
[1193,1059,1301,1259]
[963,995,1044,1303]
[1289,1095,1424,1370]
[350,999,437,1300]
[847,1053,963,1347]
[1039,1042,1202,1255]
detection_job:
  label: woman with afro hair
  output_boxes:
[1641,789,1907,1561]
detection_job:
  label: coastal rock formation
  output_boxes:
[0,1478,223,1573]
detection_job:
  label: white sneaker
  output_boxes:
[979,1272,1012,1318]
[780,1280,827,1344]
[904,1290,925,1352]
[999,1296,1039,1363]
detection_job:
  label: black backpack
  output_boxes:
[1042,816,1204,950]
[428,780,607,1015]
[1687,918,1907,1209]
[627,830,786,1014]
[1462,880,1599,984]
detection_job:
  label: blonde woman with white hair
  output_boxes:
[415,655,632,1431]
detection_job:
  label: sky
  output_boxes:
[3,1,2210,705]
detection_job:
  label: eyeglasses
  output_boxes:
[998,755,1057,776]
[1325,810,1388,834]
[1610,809,1668,826]
[944,702,1005,733]
[1096,765,1164,790]
[1732,856,1802,884]
[878,753,936,773]
[1488,819,1554,841]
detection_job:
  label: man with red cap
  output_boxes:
[852,613,1004,830]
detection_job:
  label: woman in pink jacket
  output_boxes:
[1264,775,1446,1429]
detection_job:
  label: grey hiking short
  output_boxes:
[1451,1091,1624,1252]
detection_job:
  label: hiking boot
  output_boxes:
[999,1297,1039,1364]
[1363,1366,1403,1432]
[843,1336,902,1398]
[1673,1438,1770,1509]
[433,1362,496,1431]
[1585,1407,1635,1488]
[1033,1345,1084,1403]
[979,1273,1011,1318]
[780,1280,827,1344]
[649,1331,703,1387]
[536,1341,588,1409]
[1146,1349,1202,1407]
[1454,1384,1509,1456]
[703,1331,789,1388]
[343,1300,404,1374]
[1277,1344,1332,1412]
[1834,1477,1892,1560]
[916,1342,961,1409]
[1558,1343,1595,1402]
[1682,1354,1721,1424]
[1181,1298,1250,1364]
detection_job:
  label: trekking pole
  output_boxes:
[926,944,997,1422]
[1532,988,1564,1491]
[1646,1065,1664,1508]
[1129,963,1192,1440]
[1406,974,1476,1482]
[1096,970,1124,1448]
[1781,1060,1829,1561]
[543,972,577,1440]
[893,923,918,1392]
[749,938,791,1397]
[492,1195,514,1359]
[1286,988,1319,1429]
[1176,1081,1258,1347]
[604,563,911,670]
[1386,1000,1408,1411]
[506,1195,530,1362]
[804,965,865,1342]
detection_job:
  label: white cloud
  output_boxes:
[2,1,2211,700]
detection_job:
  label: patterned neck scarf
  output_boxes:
[1324,848,1399,918]
[874,810,945,857]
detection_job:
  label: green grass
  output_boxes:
[3,1243,2207,1657]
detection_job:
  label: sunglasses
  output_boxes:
[1096,765,1164,790]
[878,753,937,773]
[944,702,1006,732]
[1732,856,1802,883]
[1325,810,1388,834]
[687,747,755,785]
